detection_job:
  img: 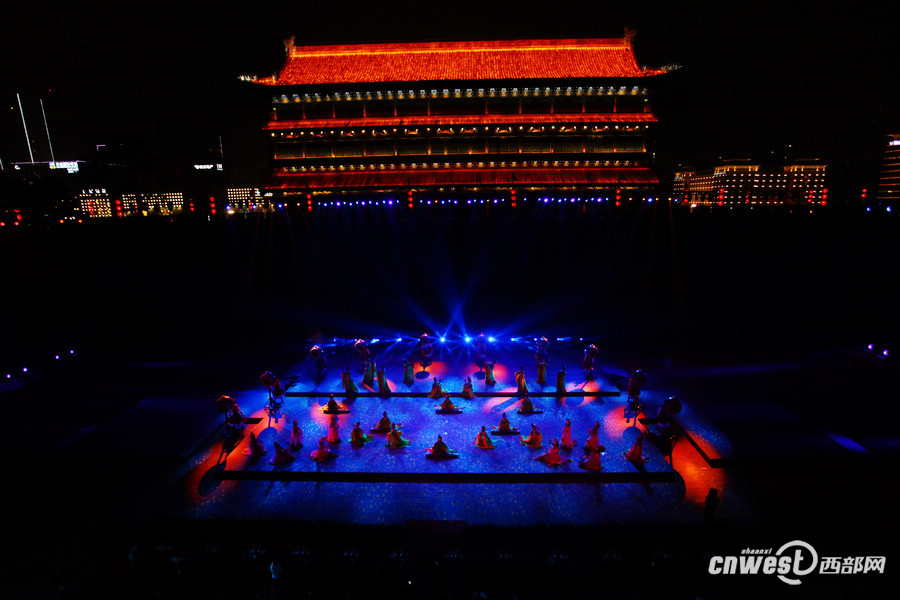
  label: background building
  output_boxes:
[875,134,899,204]
[253,36,666,201]
[674,159,827,206]
[77,189,113,218]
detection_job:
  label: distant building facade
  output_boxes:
[674,160,827,205]
[77,189,113,218]
[253,36,666,201]
[875,134,899,204]
[72,188,267,218]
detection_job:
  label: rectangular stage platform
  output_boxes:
[172,339,696,527]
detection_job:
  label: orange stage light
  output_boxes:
[672,438,726,505]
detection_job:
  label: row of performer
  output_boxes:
[340,364,569,396]
[282,358,648,402]
[311,336,609,382]
[240,411,649,470]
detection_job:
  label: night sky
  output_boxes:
[1,1,897,185]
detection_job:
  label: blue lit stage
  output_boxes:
[176,337,738,526]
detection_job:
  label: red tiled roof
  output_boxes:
[264,113,657,130]
[267,167,658,190]
[259,38,665,86]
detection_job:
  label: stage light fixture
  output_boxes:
[465,337,472,343]
[440,337,446,343]
[488,336,495,342]
[868,343,874,351]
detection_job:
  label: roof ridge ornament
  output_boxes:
[624,27,637,48]
[283,35,296,54]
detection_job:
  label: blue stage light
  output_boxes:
[396,338,402,342]
[488,336,495,342]
[440,337,446,343]
[23,367,28,373]
[55,355,59,360]
[868,343,874,351]
[465,337,472,343]
[371,338,379,343]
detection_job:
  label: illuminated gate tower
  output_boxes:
[254,35,666,201]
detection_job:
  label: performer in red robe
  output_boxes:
[536,439,571,465]
[270,441,295,466]
[289,420,303,451]
[474,426,495,449]
[559,418,576,450]
[327,414,341,444]
[520,424,542,447]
